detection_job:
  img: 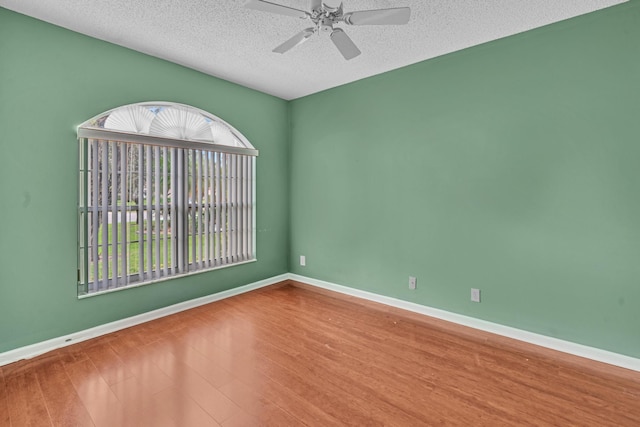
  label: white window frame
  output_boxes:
[77,103,258,297]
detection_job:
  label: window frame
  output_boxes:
[77,103,258,298]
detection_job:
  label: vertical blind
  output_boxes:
[78,135,256,295]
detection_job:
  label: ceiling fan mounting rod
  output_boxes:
[322,2,341,13]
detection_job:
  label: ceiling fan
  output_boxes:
[246,0,411,60]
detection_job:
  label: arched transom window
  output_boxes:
[77,102,258,296]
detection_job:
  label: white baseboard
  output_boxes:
[4,272,638,373]
[288,273,640,373]
[0,274,289,367]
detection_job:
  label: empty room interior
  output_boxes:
[1,0,640,425]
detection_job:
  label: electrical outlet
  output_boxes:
[409,276,417,290]
[471,288,481,303]
[300,255,306,266]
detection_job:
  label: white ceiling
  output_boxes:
[0,0,626,100]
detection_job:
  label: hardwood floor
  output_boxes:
[2,281,639,426]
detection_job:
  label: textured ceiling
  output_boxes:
[0,0,627,100]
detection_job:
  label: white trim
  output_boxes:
[0,274,288,367]
[78,259,257,299]
[78,128,259,157]
[4,272,639,372]
[79,101,256,151]
[288,273,640,373]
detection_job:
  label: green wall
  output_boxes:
[0,8,289,353]
[290,1,640,358]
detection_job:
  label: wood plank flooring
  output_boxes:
[2,281,639,426]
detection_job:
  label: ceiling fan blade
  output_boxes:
[273,28,315,54]
[245,0,309,19]
[322,1,343,13]
[330,28,361,60]
[310,0,323,12]
[343,7,411,25]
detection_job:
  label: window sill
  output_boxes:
[78,258,257,299]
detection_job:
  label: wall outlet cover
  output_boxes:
[471,288,481,303]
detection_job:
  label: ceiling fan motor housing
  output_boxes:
[320,17,334,32]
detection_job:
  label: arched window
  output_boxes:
[77,102,258,296]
